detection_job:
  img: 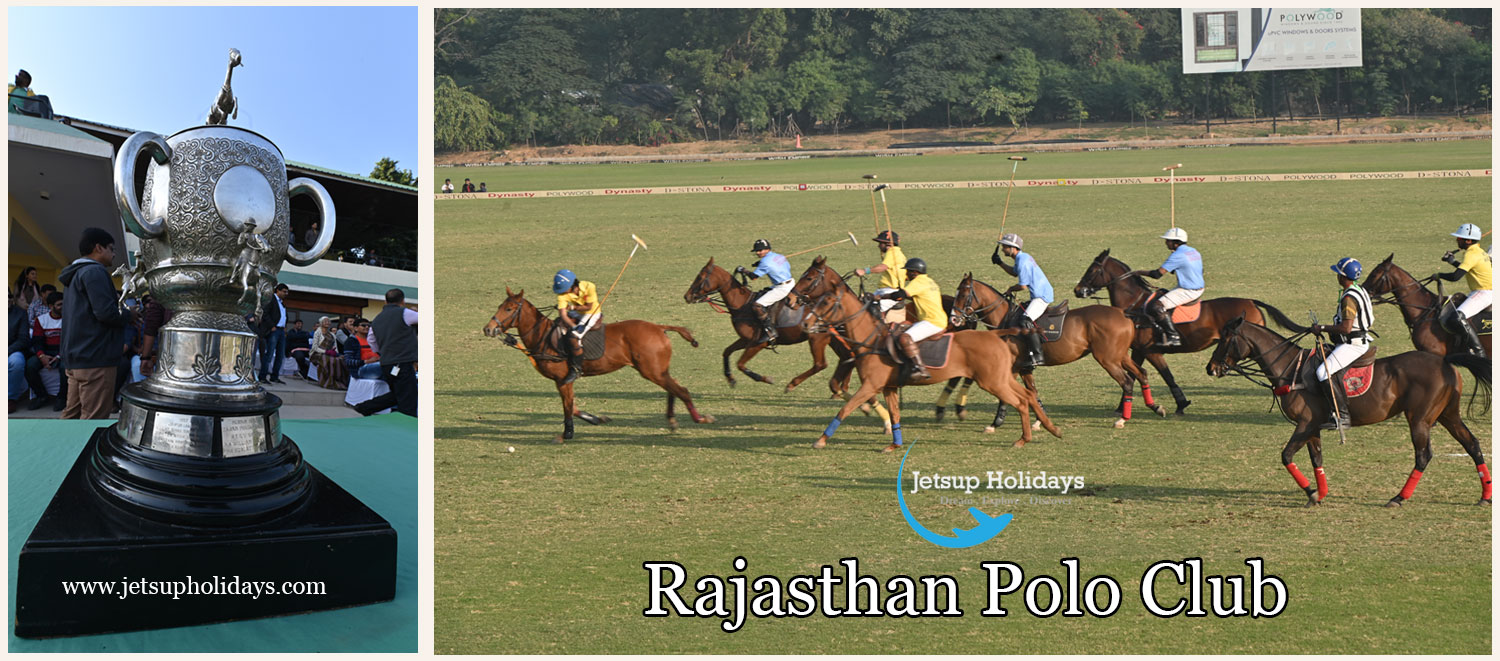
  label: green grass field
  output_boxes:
[435,141,1492,654]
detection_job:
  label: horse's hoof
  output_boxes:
[1384,498,1403,508]
[1479,498,1492,506]
[881,444,899,454]
[696,414,715,424]
[668,418,679,431]
[783,384,795,394]
[1304,499,1320,508]
[1013,439,1028,448]
[597,415,612,424]
[1031,420,1042,431]
[812,437,827,449]
[725,378,737,388]
[934,409,946,422]
[884,425,893,436]
[984,426,997,434]
[955,410,968,421]
[1112,418,1126,429]
[760,376,775,385]
[552,436,566,445]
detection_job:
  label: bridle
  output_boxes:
[792,266,885,355]
[952,278,1010,329]
[488,298,565,361]
[686,263,750,314]
[1366,264,1442,327]
[1077,254,1152,309]
[1212,321,1312,395]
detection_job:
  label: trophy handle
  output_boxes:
[114,132,172,238]
[284,177,336,266]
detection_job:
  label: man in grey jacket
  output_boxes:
[59,227,135,419]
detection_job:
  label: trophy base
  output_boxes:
[13,427,397,638]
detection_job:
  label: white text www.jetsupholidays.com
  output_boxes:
[60,575,326,600]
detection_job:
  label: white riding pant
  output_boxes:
[1316,342,1368,381]
[1158,288,1204,310]
[904,320,944,343]
[1023,298,1048,321]
[567,312,600,338]
[1457,289,1492,318]
[875,287,899,313]
[755,281,794,307]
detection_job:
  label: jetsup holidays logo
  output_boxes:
[897,440,1084,548]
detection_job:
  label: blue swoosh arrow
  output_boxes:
[897,440,1012,548]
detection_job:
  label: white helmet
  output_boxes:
[1159,227,1188,243]
[1451,223,1483,241]
[998,233,1023,249]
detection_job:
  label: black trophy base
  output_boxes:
[14,427,397,638]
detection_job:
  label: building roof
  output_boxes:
[279,270,418,303]
[8,112,113,157]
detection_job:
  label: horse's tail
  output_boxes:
[1250,300,1311,333]
[1445,353,1492,417]
[662,325,699,348]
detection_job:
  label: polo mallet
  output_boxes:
[786,232,859,258]
[599,234,649,307]
[874,183,893,237]
[1163,163,1183,229]
[1310,311,1348,446]
[862,174,880,233]
[998,155,1028,237]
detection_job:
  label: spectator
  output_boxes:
[31,284,57,328]
[311,315,348,390]
[356,288,418,417]
[367,250,383,267]
[138,294,171,377]
[286,318,312,380]
[60,228,133,419]
[116,304,145,401]
[26,291,67,411]
[347,317,382,380]
[8,69,34,114]
[462,178,476,193]
[256,283,289,384]
[14,266,42,319]
[335,316,355,347]
[479,182,488,192]
[441,178,454,194]
[303,222,320,250]
[9,289,31,413]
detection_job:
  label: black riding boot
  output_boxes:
[561,333,584,385]
[1455,312,1487,359]
[752,304,777,345]
[1021,318,1046,368]
[899,334,932,380]
[1319,370,1351,431]
[1154,305,1181,347]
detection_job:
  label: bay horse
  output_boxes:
[952,273,1164,431]
[1364,254,1492,365]
[789,257,1061,450]
[483,288,713,443]
[1207,316,1491,507]
[1073,249,1298,414]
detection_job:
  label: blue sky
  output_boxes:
[8,6,418,180]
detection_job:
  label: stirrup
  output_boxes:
[1319,413,1350,431]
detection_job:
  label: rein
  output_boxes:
[954,279,1008,329]
[1080,255,1154,311]
[491,301,567,362]
[1368,269,1443,327]
[796,267,886,356]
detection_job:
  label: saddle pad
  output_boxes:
[1172,300,1201,324]
[582,324,607,360]
[1340,364,1375,398]
[1442,295,1492,336]
[918,334,954,370]
[774,300,807,329]
[1298,347,1375,398]
[1036,311,1066,343]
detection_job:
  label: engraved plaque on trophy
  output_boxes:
[15,48,397,638]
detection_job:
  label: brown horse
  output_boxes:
[789,257,1061,450]
[1073,249,1297,414]
[483,288,713,443]
[1207,317,1491,507]
[1364,254,1492,361]
[952,273,1164,430]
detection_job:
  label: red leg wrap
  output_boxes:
[1314,466,1328,501]
[1478,464,1492,501]
[1121,395,1133,420]
[1141,384,1156,407]
[686,402,701,422]
[1399,469,1424,501]
[1286,462,1311,489]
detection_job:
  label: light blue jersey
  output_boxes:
[1160,245,1205,290]
[752,251,792,284]
[1015,252,1053,303]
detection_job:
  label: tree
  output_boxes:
[369,158,416,187]
[434,76,506,152]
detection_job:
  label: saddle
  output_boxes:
[1439,293,1493,336]
[551,322,607,361]
[884,323,954,370]
[1029,301,1070,343]
[1136,290,1201,326]
[741,293,807,329]
[1295,344,1377,398]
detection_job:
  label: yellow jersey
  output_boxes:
[1457,243,1492,291]
[879,246,908,290]
[557,280,600,315]
[902,273,947,328]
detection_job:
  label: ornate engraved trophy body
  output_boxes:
[15,49,396,637]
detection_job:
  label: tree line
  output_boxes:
[434,8,1492,152]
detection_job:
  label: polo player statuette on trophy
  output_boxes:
[15,48,396,638]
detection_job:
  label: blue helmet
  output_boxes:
[552,269,578,294]
[1331,257,1362,280]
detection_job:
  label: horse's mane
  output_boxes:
[1102,254,1154,292]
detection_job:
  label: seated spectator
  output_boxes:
[8,69,33,114]
[286,318,312,379]
[479,182,488,192]
[311,316,348,390]
[346,317,382,380]
[25,292,67,411]
[461,178,476,193]
[9,290,30,413]
[441,178,454,194]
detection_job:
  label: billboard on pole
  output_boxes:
[1182,8,1362,74]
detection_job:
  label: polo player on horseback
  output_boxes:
[1310,257,1376,431]
[992,233,1051,368]
[854,230,907,321]
[736,238,792,345]
[1130,227,1204,347]
[1435,223,1491,358]
[553,268,600,385]
[874,257,945,380]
